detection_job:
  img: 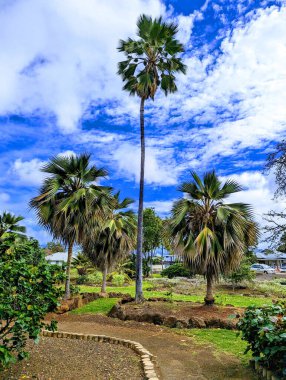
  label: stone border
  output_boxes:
[42,330,159,380]
[250,360,281,380]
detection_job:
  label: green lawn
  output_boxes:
[71,297,119,315]
[76,284,274,308]
[175,328,251,365]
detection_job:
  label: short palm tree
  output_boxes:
[72,253,93,276]
[0,211,26,238]
[118,14,186,301]
[169,171,259,305]
[30,153,111,299]
[83,193,137,293]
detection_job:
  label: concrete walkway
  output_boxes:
[52,314,257,380]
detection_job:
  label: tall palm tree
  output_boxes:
[0,211,26,238]
[118,14,186,301]
[169,171,259,305]
[83,193,137,293]
[30,153,111,299]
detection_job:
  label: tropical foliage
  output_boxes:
[169,171,258,305]
[82,193,137,292]
[161,262,193,279]
[0,235,63,369]
[118,14,186,301]
[0,212,26,239]
[143,208,162,256]
[30,153,111,299]
[238,303,286,379]
[44,240,65,255]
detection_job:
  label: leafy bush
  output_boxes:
[224,257,255,289]
[161,263,193,279]
[112,273,125,286]
[76,274,89,284]
[0,236,64,369]
[88,271,103,285]
[124,253,150,278]
[70,284,80,295]
[152,256,163,264]
[238,303,286,378]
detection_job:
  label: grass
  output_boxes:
[71,297,119,315]
[76,284,275,308]
[175,328,251,365]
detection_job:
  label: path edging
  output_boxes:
[42,330,159,380]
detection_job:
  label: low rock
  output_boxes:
[189,316,206,328]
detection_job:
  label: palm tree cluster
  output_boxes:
[27,14,259,306]
[30,153,137,299]
[168,172,259,304]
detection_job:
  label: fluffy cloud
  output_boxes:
[112,143,178,185]
[0,0,165,132]
[220,171,286,229]
[143,199,174,215]
[11,158,46,186]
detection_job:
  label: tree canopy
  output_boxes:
[169,171,258,304]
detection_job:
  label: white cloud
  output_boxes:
[144,199,174,215]
[220,171,286,231]
[0,192,10,203]
[112,143,178,185]
[0,0,165,132]
[11,158,46,186]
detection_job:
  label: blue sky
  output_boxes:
[0,0,286,244]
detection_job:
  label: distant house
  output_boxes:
[255,251,286,268]
[45,251,78,265]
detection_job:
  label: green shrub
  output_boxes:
[76,274,89,285]
[0,236,63,369]
[238,303,286,378]
[224,257,255,289]
[161,263,193,279]
[112,274,125,286]
[70,284,80,295]
[88,271,103,285]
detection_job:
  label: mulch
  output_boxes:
[1,336,144,380]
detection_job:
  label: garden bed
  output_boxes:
[109,300,242,329]
[1,336,144,380]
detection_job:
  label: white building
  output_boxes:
[45,251,78,265]
[256,251,286,268]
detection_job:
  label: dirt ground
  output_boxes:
[1,336,144,380]
[48,313,258,380]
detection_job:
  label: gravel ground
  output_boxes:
[1,336,144,380]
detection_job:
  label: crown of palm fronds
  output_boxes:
[169,171,259,280]
[118,14,186,99]
[0,211,26,238]
[30,153,112,245]
[82,193,137,271]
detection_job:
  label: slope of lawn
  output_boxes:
[175,328,251,365]
[77,284,275,308]
[71,298,119,315]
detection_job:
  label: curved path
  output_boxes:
[51,313,257,380]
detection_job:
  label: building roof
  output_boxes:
[255,251,286,260]
[45,251,78,262]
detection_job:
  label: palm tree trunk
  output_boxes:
[204,275,215,305]
[135,97,145,302]
[101,265,107,293]
[64,240,74,300]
